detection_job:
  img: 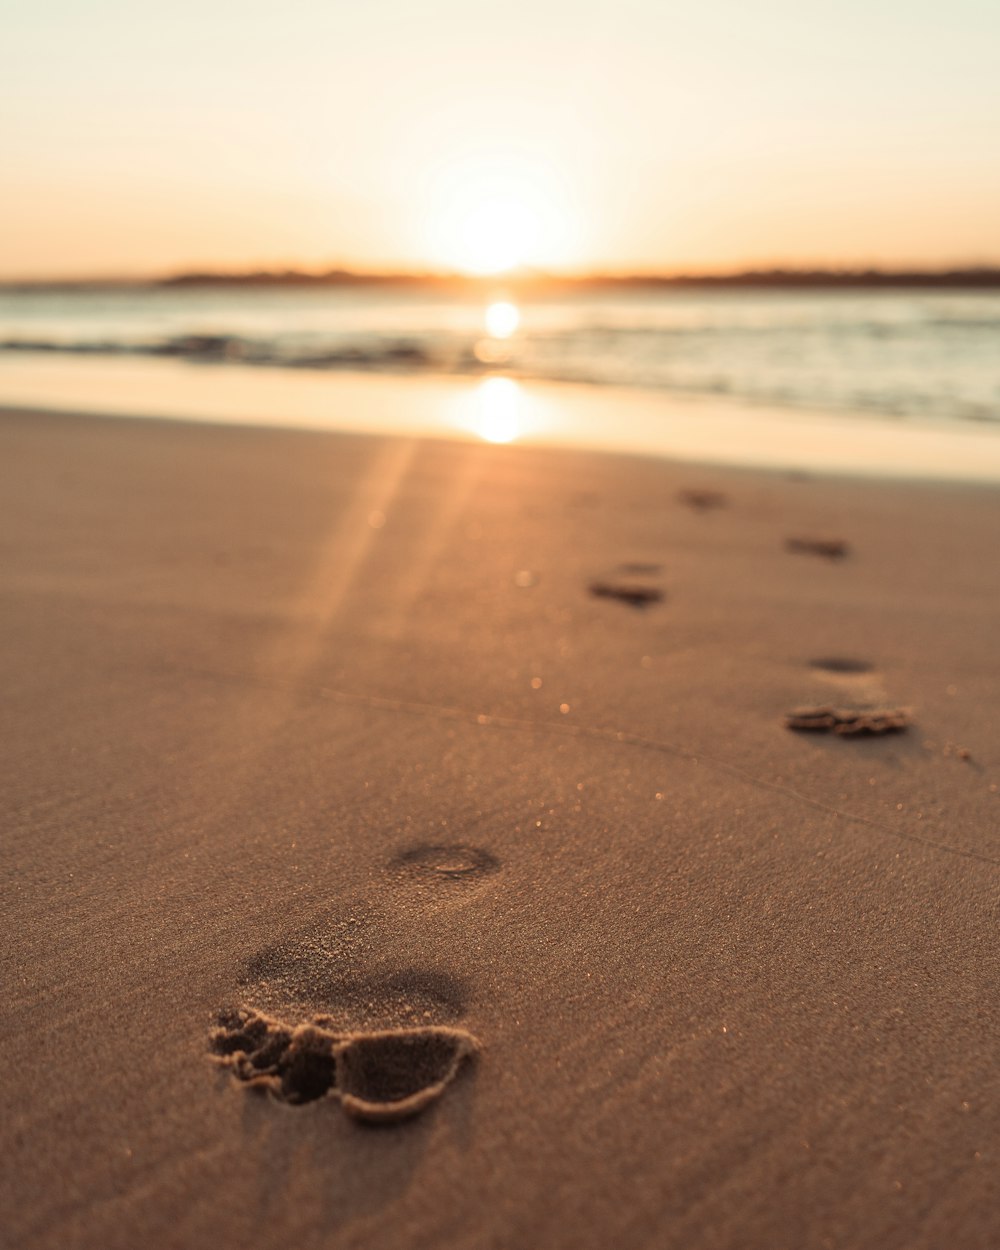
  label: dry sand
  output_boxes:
[1,406,998,1250]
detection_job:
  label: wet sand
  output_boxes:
[1,406,998,1250]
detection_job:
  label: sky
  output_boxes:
[3,0,999,277]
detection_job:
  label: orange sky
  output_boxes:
[4,0,999,277]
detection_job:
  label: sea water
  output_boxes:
[1,285,998,476]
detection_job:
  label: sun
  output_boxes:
[425,155,576,276]
[453,199,538,275]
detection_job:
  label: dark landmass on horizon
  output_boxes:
[4,265,1000,292]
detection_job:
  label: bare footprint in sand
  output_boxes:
[809,657,874,674]
[389,843,500,894]
[784,705,911,736]
[786,536,850,560]
[210,1008,478,1122]
[788,657,910,735]
[211,936,479,1122]
[589,582,664,609]
[589,564,665,609]
[678,488,728,511]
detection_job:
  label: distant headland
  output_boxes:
[4,266,1000,291]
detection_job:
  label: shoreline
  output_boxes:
[2,356,1000,483]
[6,397,1000,491]
[2,406,998,1249]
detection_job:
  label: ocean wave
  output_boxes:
[3,321,998,428]
[0,333,439,369]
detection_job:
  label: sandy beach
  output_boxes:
[2,405,998,1250]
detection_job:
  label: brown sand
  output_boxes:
[1,406,998,1250]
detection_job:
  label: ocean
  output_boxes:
[1,285,998,476]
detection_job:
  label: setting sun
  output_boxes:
[424,155,578,276]
[455,200,537,275]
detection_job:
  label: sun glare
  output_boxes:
[425,155,577,276]
[455,200,537,275]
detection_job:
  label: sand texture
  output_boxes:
[1,407,999,1250]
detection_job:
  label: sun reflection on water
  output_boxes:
[484,301,520,338]
[475,301,521,366]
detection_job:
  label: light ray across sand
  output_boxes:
[213,439,421,817]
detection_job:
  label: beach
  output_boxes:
[2,404,998,1249]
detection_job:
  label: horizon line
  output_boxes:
[5,263,1000,290]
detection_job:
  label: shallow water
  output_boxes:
[2,285,999,427]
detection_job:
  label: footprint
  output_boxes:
[213,929,479,1123]
[790,658,907,736]
[784,705,911,736]
[809,657,874,674]
[389,843,500,888]
[678,488,727,510]
[210,1008,478,1122]
[617,562,663,576]
[786,536,850,560]
[588,578,664,609]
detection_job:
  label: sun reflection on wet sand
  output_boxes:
[468,376,521,443]
[444,373,563,446]
[3,353,999,480]
[448,374,560,446]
